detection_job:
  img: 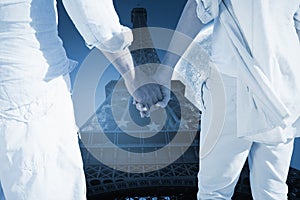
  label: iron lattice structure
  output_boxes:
[79,7,300,200]
[80,79,200,198]
[130,7,160,75]
[79,7,201,199]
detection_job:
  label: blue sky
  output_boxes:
[57,0,187,67]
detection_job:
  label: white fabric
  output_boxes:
[198,74,294,199]
[0,0,72,82]
[0,0,132,198]
[0,0,70,116]
[229,0,300,133]
[0,76,86,200]
[195,0,300,142]
[62,0,133,53]
[0,0,133,118]
[195,0,221,24]
[193,1,299,199]
[218,1,295,144]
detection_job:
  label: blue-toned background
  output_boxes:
[56,0,300,170]
[0,1,298,199]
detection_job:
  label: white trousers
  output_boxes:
[0,76,86,200]
[198,74,294,200]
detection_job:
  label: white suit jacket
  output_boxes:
[195,0,300,143]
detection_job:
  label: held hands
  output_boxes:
[132,82,163,118]
[102,49,172,117]
[124,66,172,118]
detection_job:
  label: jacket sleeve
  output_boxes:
[195,0,221,24]
[62,0,133,53]
[294,4,300,30]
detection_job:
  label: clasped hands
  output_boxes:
[124,68,171,118]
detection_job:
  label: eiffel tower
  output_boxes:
[130,7,160,75]
[79,7,300,200]
[79,8,201,199]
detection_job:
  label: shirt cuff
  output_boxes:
[93,26,133,53]
[195,0,220,24]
